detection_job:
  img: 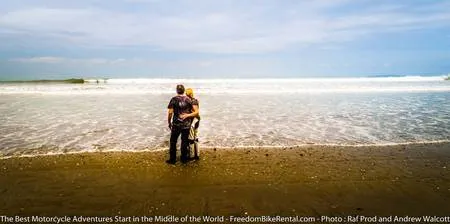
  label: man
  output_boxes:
[167,84,199,164]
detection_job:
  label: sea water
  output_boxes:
[0,76,449,156]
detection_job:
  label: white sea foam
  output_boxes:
[105,76,447,83]
[0,76,449,94]
[0,77,449,157]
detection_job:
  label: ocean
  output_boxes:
[1,76,449,157]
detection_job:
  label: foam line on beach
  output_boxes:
[1,140,449,160]
[95,76,449,83]
[0,147,168,160]
[201,140,450,149]
[1,87,450,95]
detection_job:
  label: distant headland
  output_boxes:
[0,78,109,84]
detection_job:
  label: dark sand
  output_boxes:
[1,143,449,218]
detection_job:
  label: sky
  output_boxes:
[0,0,449,80]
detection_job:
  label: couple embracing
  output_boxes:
[166,84,201,164]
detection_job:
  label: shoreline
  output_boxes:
[1,140,450,160]
[1,142,449,216]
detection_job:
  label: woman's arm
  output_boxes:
[180,105,199,120]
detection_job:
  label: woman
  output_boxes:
[185,88,200,160]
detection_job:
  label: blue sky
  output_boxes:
[0,0,449,80]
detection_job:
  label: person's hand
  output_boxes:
[168,123,172,130]
[180,113,189,120]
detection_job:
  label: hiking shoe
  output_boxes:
[180,157,189,164]
[165,159,176,165]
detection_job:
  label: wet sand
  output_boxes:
[0,143,449,217]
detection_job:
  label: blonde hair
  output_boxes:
[186,88,194,98]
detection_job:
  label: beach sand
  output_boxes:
[1,143,449,218]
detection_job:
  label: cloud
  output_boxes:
[5,56,291,78]
[8,56,277,69]
[8,56,217,67]
[9,57,65,63]
[1,0,449,54]
[9,57,127,65]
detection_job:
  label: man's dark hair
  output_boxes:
[176,84,185,94]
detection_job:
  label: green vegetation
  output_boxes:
[64,78,85,83]
[0,78,85,84]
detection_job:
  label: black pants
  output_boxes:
[169,127,190,161]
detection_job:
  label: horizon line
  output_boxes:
[0,74,449,83]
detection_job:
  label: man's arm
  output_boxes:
[167,108,173,129]
[180,105,199,120]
